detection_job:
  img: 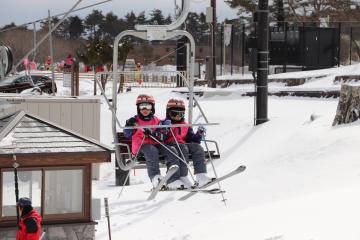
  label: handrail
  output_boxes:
[203,139,220,157]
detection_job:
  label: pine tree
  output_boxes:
[149,9,166,25]
[137,11,147,25]
[68,16,84,39]
[186,12,202,43]
[125,11,137,29]
[100,12,119,40]
[84,10,104,37]
[40,17,64,36]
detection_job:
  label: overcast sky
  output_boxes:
[0,0,239,27]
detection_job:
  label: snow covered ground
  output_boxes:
[55,65,360,240]
[216,63,360,93]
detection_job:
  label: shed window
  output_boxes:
[44,169,83,214]
[1,167,86,223]
[1,170,42,217]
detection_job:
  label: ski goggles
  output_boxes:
[169,110,185,118]
[138,103,152,110]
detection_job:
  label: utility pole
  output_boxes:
[209,0,217,88]
[255,0,269,125]
[176,0,186,87]
[48,10,56,96]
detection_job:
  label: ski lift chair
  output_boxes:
[116,132,220,170]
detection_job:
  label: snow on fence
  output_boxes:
[31,70,182,88]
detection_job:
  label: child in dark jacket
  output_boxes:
[124,94,181,188]
[164,98,211,188]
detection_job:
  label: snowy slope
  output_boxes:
[215,63,360,93]
[48,64,360,240]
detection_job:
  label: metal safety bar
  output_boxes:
[121,123,219,130]
[115,123,219,171]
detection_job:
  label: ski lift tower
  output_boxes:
[111,0,197,171]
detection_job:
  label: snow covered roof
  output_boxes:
[0,111,112,155]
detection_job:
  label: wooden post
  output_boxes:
[71,60,79,96]
[93,66,97,96]
[333,84,360,126]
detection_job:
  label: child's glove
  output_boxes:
[196,125,207,140]
[161,119,171,126]
[197,125,206,134]
[153,131,167,142]
[143,128,152,136]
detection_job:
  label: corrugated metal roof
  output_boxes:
[0,111,112,154]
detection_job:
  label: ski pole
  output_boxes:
[117,171,130,199]
[104,198,112,240]
[192,109,227,204]
[202,138,227,205]
[149,135,194,174]
[169,128,196,183]
[117,135,146,199]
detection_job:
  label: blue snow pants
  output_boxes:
[139,144,180,183]
[171,143,207,177]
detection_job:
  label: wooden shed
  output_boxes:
[0,95,102,180]
[0,111,111,240]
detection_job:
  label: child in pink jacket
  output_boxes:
[124,94,181,189]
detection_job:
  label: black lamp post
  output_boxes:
[255,0,269,125]
[209,0,217,88]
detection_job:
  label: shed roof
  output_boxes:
[0,111,112,155]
